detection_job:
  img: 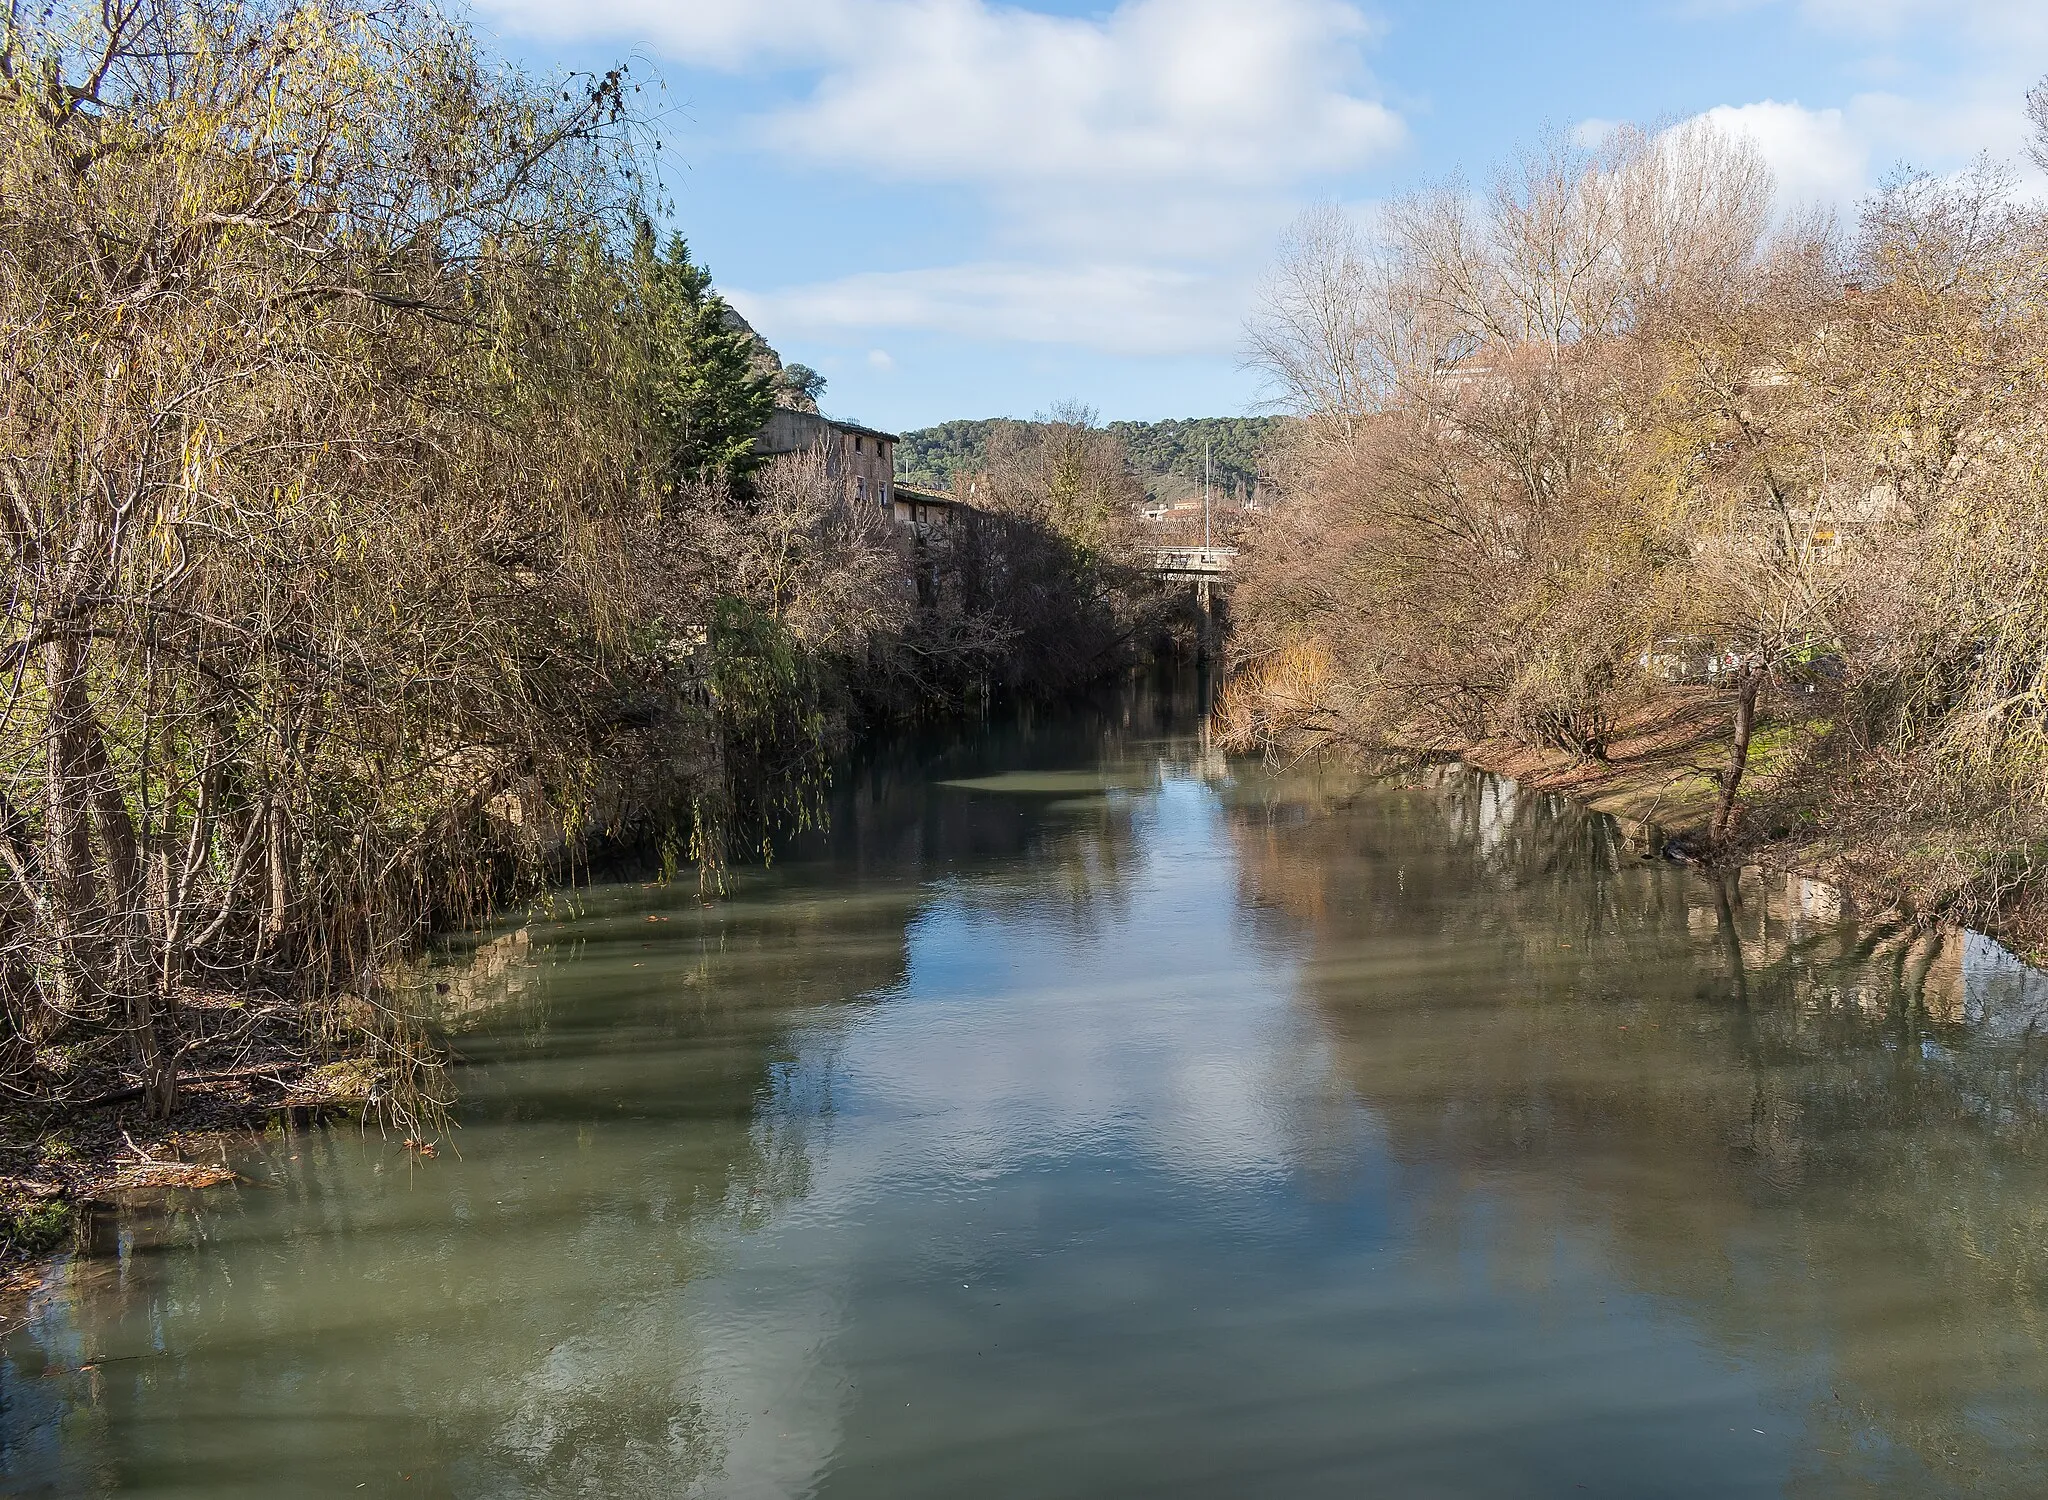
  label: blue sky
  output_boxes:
[470,0,2048,432]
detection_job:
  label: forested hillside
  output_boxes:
[897,416,1279,496]
[1110,418,1277,496]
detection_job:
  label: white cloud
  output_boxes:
[1696,100,1869,212]
[729,261,1243,357]
[475,0,861,67]
[479,0,1401,194]
[474,0,1403,360]
[1680,0,2048,45]
[1572,117,1625,151]
[1789,0,2048,45]
[866,348,895,371]
[478,0,2047,369]
[1692,88,2046,219]
[1680,0,2048,217]
[753,0,1401,191]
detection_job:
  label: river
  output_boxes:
[6,673,2048,1497]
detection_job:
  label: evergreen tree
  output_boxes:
[780,363,828,412]
[640,230,778,488]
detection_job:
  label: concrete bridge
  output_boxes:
[1151,547,1236,662]
[1151,546,1237,579]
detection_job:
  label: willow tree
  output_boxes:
[0,0,658,1113]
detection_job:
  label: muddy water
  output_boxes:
[6,676,2048,1497]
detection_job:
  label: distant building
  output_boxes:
[889,484,966,532]
[755,409,899,511]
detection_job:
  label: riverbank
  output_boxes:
[0,993,392,1303]
[1448,685,2048,967]
[1451,688,1730,840]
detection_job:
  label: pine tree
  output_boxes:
[640,231,778,488]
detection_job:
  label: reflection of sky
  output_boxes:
[845,776,1317,1185]
[687,768,1337,1497]
[678,767,1805,1500]
[17,744,2048,1497]
[1962,930,2048,1038]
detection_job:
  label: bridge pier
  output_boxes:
[1150,547,1236,665]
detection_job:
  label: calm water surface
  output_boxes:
[7,677,2048,1497]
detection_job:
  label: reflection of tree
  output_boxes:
[1226,767,2048,1496]
[5,870,931,1494]
[4,671,1218,1495]
[814,668,1205,935]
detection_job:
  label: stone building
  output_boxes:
[889,484,965,532]
[754,409,899,511]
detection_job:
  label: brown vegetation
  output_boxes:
[932,404,1172,691]
[1226,100,2048,954]
[0,0,1171,1191]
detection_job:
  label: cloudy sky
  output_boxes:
[470,0,2048,431]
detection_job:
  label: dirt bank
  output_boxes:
[1453,688,1733,843]
[1449,687,2048,967]
[1,999,393,1309]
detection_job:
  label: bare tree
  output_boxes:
[1227,83,2048,943]
[0,0,653,1116]
[2029,75,2048,172]
[1245,205,1405,430]
[1228,120,1787,775]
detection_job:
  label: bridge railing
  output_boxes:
[1152,547,1238,575]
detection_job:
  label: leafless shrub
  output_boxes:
[1232,89,2048,930]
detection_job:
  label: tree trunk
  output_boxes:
[46,638,178,1115]
[1711,658,1766,846]
[0,788,47,1019]
[263,796,290,948]
[42,635,102,1017]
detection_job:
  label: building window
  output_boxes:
[856,476,866,502]
[854,435,863,454]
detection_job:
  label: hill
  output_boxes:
[895,416,1280,499]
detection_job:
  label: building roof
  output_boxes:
[755,407,899,455]
[831,418,901,443]
[893,484,964,507]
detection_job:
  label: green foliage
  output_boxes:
[1,1195,71,1259]
[709,598,831,863]
[895,416,1280,495]
[0,0,1176,1134]
[639,231,778,488]
[1105,417,1279,495]
[893,418,1012,490]
[780,363,827,409]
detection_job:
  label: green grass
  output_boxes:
[2,1196,72,1259]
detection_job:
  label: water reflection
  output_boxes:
[1230,767,2048,1496]
[4,677,2048,1497]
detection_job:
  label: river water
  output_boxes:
[7,675,2048,1497]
